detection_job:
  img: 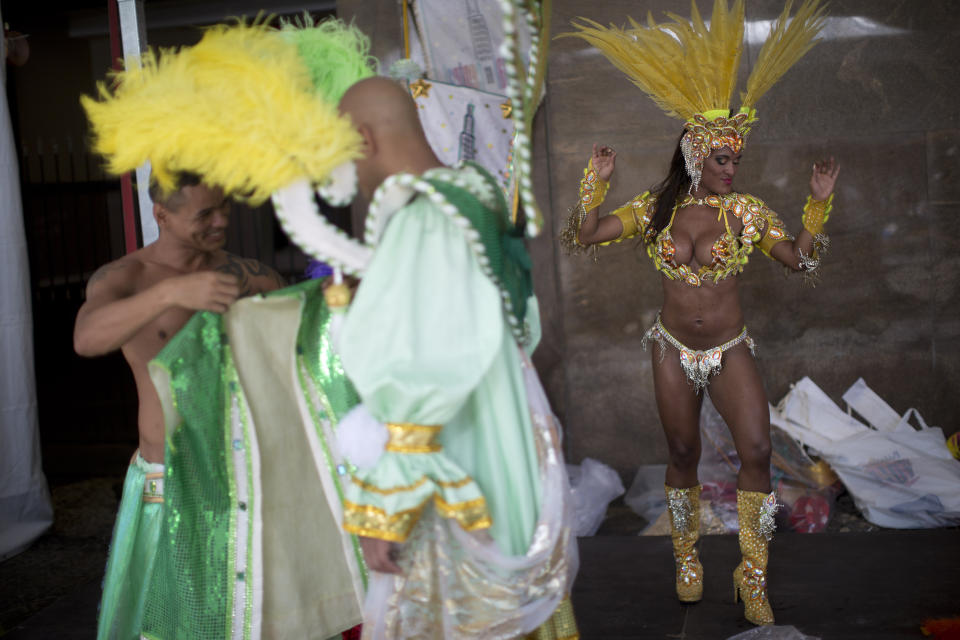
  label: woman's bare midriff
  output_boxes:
[659,274,745,349]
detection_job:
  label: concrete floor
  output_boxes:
[3,528,958,639]
[571,531,960,639]
[0,478,118,638]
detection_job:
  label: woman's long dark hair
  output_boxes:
[647,132,690,242]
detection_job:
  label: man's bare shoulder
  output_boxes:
[85,253,147,296]
[215,252,286,296]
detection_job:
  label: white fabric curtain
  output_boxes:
[0,17,54,561]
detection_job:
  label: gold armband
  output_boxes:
[801,193,833,236]
[579,157,609,211]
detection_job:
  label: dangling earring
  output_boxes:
[680,133,702,196]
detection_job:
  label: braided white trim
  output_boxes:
[271,179,371,277]
[499,0,544,238]
[315,161,358,207]
[364,169,528,342]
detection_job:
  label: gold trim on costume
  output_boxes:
[436,477,477,489]
[343,500,426,543]
[350,474,477,495]
[385,422,443,453]
[434,495,492,531]
[343,493,491,542]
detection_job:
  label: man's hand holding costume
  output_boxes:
[166,271,240,314]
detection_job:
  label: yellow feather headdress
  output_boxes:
[81,22,366,205]
[562,0,826,191]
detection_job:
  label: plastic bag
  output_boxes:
[627,395,837,535]
[726,625,821,640]
[623,464,668,527]
[566,458,625,536]
[772,377,960,529]
[697,394,839,534]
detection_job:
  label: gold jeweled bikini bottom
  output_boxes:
[642,313,756,392]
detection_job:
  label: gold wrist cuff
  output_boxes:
[579,157,608,210]
[802,193,833,236]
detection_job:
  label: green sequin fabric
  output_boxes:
[143,279,362,638]
[143,310,234,639]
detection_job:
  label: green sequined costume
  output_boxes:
[140,279,365,639]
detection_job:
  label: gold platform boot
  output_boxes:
[733,489,778,625]
[665,485,703,602]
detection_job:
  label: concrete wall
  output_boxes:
[545,0,960,476]
[353,1,960,477]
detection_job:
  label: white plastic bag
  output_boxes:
[726,625,820,640]
[626,394,838,535]
[566,458,625,536]
[623,464,668,526]
[772,377,960,529]
[699,394,838,534]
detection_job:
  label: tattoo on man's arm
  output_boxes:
[216,255,281,297]
[87,261,129,286]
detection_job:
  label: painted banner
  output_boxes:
[412,0,530,94]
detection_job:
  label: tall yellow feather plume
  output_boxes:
[562,0,826,125]
[81,23,363,204]
[741,0,827,109]
[560,0,745,120]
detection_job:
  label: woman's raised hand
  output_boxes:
[592,143,617,182]
[809,156,840,201]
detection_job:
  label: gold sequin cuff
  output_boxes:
[343,494,491,543]
[343,421,491,542]
[578,158,608,212]
[435,495,492,531]
[343,500,426,543]
[801,193,833,236]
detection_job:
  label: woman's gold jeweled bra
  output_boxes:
[608,191,789,287]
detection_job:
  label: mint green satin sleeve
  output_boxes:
[340,195,541,555]
[339,198,504,425]
[339,197,506,543]
[524,294,541,356]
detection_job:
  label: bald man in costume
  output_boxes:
[334,77,580,639]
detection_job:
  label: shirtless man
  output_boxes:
[73,173,284,640]
[74,173,283,461]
